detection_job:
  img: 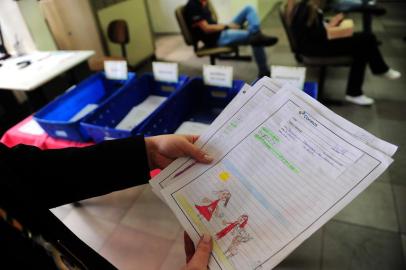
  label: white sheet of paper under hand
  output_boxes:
[175,121,210,135]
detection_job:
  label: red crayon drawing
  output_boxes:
[216,214,248,240]
[173,161,197,178]
[195,190,231,222]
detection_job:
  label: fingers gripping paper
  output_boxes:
[149,78,396,270]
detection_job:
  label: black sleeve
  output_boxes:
[185,1,205,24]
[0,136,150,208]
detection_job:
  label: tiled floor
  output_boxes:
[52,3,406,269]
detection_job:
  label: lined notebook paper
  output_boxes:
[150,78,397,270]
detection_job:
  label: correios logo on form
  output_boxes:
[298,110,318,128]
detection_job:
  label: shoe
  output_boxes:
[249,32,278,46]
[379,68,401,80]
[345,95,375,106]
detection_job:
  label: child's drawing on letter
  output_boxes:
[195,190,231,221]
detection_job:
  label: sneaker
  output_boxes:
[249,32,278,46]
[345,95,375,106]
[379,68,401,80]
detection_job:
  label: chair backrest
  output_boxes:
[107,20,130,45]
[175,1,218,48]
[279,3,299,53]
[175,5,196,46]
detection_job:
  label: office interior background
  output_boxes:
[0,0,405,269]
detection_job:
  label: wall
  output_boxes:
[147,0,277,34]
[39,0,105,70]
[17,0,57,51]
[147,0,187,33]
[0,0,36,54]
[257,0,279,21]
[219,0,275,22]
[90,0,127,10]
[98,0,155,66]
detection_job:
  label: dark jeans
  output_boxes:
[307,32,389,96]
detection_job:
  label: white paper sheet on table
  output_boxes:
[69,104,98,122]
[18,119,45,135]
[160,87,395,270]
[175,121,210,135]
[116,95,166,131]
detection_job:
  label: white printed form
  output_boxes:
[162,90,393,270]
[149,80,282,194]
[151,76,396,197]
[281,83,397,157]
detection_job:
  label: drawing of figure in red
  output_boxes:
[195,190,231,222]
[216,214,248,240]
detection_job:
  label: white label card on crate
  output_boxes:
[203,65,233,88]
[271,65,306,90]
[104,60,128,80]
[153,62,178,83]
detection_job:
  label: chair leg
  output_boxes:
[318,66,326,98]
[121,44,127,59]
[210,55,216,65]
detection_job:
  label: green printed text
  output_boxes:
[254,133,299,174]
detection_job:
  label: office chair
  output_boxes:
[279,3,353,101]
[107,20,130,60]
[175,4,251,65]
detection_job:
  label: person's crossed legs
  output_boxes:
[217,6,277,77]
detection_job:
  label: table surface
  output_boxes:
[0,50,94,91]
[0,115,94,150]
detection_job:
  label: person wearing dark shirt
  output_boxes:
[290,0,401,106]
[185,0,278,77]
[0,135,213,269]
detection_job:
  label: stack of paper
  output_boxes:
[149,78,397,270]
[175,121,210,135]
[116,95,167,131]
[69,104,98,122]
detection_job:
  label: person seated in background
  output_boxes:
[289,0,401,106]
[0,135,213,269]
[185,0,278,78]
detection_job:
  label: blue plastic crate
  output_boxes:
[303,81,318,99]
[80,73,189,142]
[34,72,136,142]
[137,77,245,136]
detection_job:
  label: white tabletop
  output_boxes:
[0,50,94,91]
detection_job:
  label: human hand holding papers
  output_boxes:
[149,77,397,270]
